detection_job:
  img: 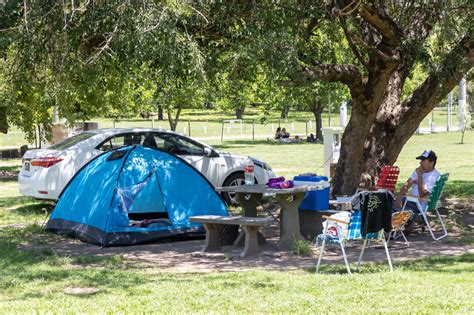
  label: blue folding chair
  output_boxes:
[315,210,393,274]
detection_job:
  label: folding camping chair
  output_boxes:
[374,165,400,192]
[357,165,399,192]
[315,210,393,274]
[386,210,412,247]
[401,173,449,240]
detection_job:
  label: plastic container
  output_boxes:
[293,175,330,211]
[244,160,255,185]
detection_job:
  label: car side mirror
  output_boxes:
[204,147,217,157]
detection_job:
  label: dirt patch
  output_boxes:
[20,224,473,273]
[16,198,474,273]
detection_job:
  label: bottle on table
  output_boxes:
[244,160,255,185]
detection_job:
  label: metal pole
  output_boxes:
[447,92,453,131]
[188,120,191,137]
[252,120,255,141]
[305,121,308,136]
[328,93,332,127]
[459,77,467,130]
[220,121,224,142]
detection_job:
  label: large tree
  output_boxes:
[208,1,473,193]
[298,1,474,194]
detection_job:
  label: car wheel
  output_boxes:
[221,172,258,205]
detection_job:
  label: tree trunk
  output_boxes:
[308,102,324,141]
[157,105,164,121]
[331,35,473,196]
[0,106,8,134]
[280,107,289,119]
[167,106,182,131]
[235,106,244,120]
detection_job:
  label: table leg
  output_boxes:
[202,223,221,251]
[234,230,266,247]
[235,192,263,217]
[241,225,260,258]
[234,192,266,246]
[277,192,305,251]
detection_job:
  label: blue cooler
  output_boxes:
[293,175,330,211]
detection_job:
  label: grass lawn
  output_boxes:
[0,222,473,312]
[1,129,473,312]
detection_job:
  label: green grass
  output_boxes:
[0,223,473,313]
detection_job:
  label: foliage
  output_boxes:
[292,238,313,257]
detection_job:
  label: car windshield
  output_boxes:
[49,132,95,150]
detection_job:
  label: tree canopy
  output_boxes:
[1,1,473,193]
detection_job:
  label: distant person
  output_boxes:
[394,149,440,232]
[274,127,282,139]
[307,133,315,143]
[281,128,290,138]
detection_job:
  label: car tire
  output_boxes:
[221,172,258,205]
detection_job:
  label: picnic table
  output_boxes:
[216,182,330,251]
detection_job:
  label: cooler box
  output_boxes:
[293,175,330,211]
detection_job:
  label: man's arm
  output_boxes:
[394,178,414,208]
[415,166,430,198]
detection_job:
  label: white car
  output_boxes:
[18,128,275,204]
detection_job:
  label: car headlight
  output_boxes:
[250,157,272,171]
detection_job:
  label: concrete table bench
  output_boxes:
[189,215,275,258]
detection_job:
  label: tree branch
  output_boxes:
[339,17,368,68]
[302,61,363,94]
[358,3,403,47]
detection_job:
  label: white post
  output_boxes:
[271,123,274,132]
[151,114,156,128]
[322,127,343,178]
[459,77,467,130]
[339,102,348,127]
[53,107,59,123]
[204,126,207,134]
[447,92,453,131]
[431,111,435,133]
[291,122,295,131]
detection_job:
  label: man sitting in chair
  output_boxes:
[394,149,440,232]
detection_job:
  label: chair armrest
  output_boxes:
[322,215,350,225]
[405,194,429,202]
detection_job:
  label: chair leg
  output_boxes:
[382,237,393,272]
[420,209,448,241]
[357,239,367,270]
[399,230,409,246]
[339,241,351,274]
[386,231,392,246]
[316,239,326,273]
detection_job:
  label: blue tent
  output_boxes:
[45,145,228,246]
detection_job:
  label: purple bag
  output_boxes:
[267,177,294,189]
[267,176,285,185]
